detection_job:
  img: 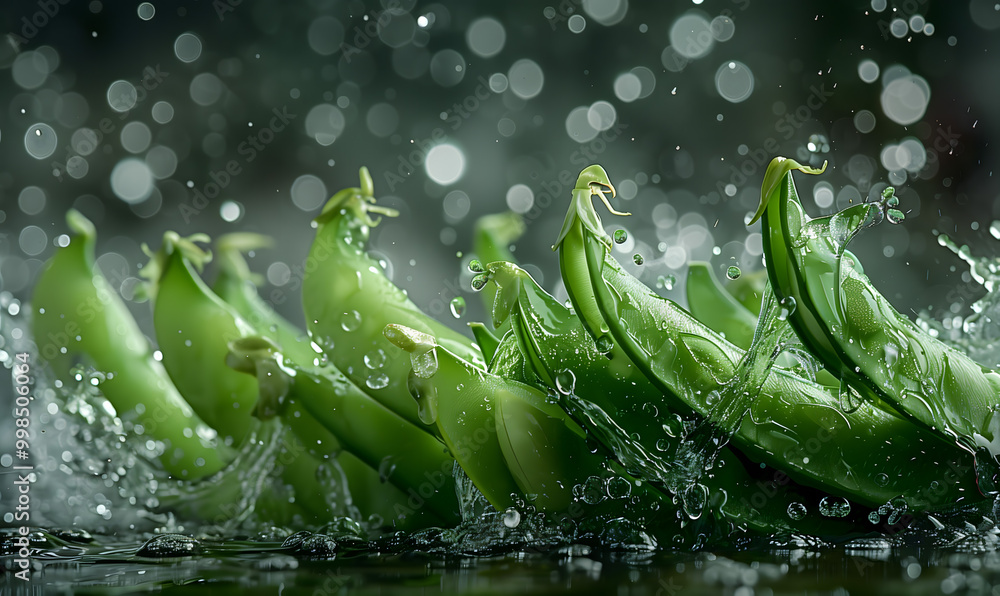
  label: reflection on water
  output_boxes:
[8,528,1000,594]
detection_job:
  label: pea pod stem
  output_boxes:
[32,210,229,480]
[751,157,1000,469]
[554,165,981,511]
[302,167,483,437]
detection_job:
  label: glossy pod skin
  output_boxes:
[382,324,699,536]
[212,234,431,528]
[481,261,867,536]
[302,168,483,436]
[553,165,982,511]
[32,210,228,479]
[144,234,260,446]
[227,336,458,527]
[146,234,361,523]
[751,156,1000,476]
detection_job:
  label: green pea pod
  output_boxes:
[382,324,695,532]
[686,262,758,348]
[302,167,483,435]
[212,232,341,455]
[146,233,368,522]
[482,261,867,535]
[227,336,458,527]
[143,233,260,446]
[32,210,228,479]
[750,156,1000,475]
[212,233,429,527]
[553,165,981,511]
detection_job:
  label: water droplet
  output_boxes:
[658,274,676,290]
[595,334,613,354]
[886,208,905,224]
[726,265,741,280]
[655,438,670,451]
[407,371,439,425]
[633,254,644,265]
[681,483,708,520]
[136,534,202,557]
[340,310,362,332]
[502,507,521,528]
[449,296,466,319]
[378,456,397,482]
[471,273,489,291]
[468,259,485,272]
[613,229,628,244]
[778,296,796,320]
[874,472,889,487]
[555,369,576,395]
[787,502,807,520]
[364,349,386,369]
[366,372,389,390]
[990,220,1000,240]
[868,511,881,524]
[818,495,851,517]
[581,476,606,505]
[412,347,439,378]
[607,476,631,499]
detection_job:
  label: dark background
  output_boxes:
[1,0,998,337]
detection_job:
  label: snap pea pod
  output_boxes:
[32,210,229,479]
[227,336,457,527]
[145,233,366,522]
[212,234,434,527]
[211,232,342,455]
[302,167,483,435]
[750,156,1000,473]
[553,165,981,510]
[481,261,868,536]
[143,234,260,446]
[382,324,693,532]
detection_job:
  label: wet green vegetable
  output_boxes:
[477,260,868,536]
[212,234,443,528]
[32,211,229,479]
[227,336,459,527]
[751,156,1000,486]
[27,158,998,541]
[552,165,980,511]
[302,167,483,436]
